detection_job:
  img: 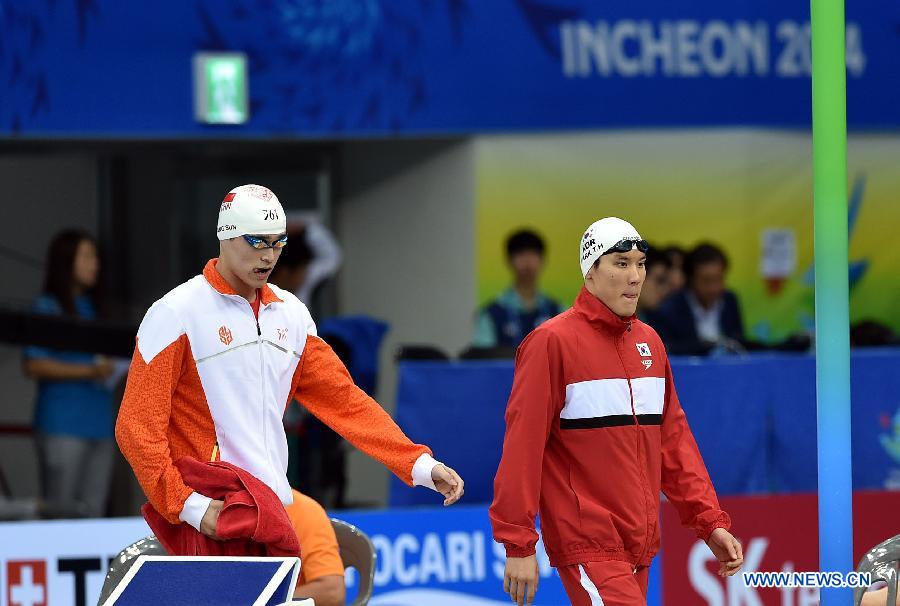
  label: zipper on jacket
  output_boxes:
[256,309,267,467]
[254,302,280,493]
[615,331,652,571]
[240,295,269,478]
[214,287,282,496]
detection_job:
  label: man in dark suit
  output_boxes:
[655,243,745,355]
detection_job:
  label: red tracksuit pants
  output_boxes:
[558,561,650,606]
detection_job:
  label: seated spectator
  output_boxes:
[269,219,342,319]
[851,320,900,347]
[662,244,687,292]
[269,227,314,297]
[22,229,116,518]
[655,243,745,355]
[473,229,561,348]
[636,245,673,327]
[285,489,346,606]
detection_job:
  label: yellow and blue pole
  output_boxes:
[810,0,853,601]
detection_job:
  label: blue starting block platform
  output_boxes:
[100,556,302,606]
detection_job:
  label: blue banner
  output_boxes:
[338,504,661,606]
[2,0,899,137]
[0,509,661,606]
[390,350,900,506]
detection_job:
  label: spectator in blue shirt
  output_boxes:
[23,229,116,518]
[473,229,561,349]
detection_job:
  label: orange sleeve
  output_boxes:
[286,490,345,585]
[115,335,193,524]
[293,335,431,486]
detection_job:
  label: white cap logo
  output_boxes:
[216,184,287,240]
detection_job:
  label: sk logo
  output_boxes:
[636,342,652,357]
[276,328,288,342]
[218,326,233,346]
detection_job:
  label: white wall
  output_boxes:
[336,139,475,507]
[0,153,100,498]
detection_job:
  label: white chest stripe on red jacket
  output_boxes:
[561,377,665,429]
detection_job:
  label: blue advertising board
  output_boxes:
[338,504,661,606]
[1,0,899,137]
[0,510,661,606]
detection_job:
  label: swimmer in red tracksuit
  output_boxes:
[490,218,744,606]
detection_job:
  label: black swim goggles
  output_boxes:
[601,238,650,256]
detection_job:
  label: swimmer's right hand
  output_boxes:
[200,499,225,540]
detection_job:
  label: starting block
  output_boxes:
[100,556,306,606]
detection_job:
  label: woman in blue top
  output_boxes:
[23,229,115,517]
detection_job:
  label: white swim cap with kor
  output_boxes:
[579,217,643,277]
[216,184,287,240]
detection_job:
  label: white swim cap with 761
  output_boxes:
[216,184,287,240]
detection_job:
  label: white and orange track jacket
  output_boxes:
[116,259,439,530]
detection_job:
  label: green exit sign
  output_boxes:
[193,52,249,125]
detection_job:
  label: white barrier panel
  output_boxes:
[0,517,150,606]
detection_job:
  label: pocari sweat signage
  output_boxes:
[0,506,663,606]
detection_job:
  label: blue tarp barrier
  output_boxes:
[390,349,900,506]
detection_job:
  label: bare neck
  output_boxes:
[216,260,258,302]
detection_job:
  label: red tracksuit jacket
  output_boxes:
[489,287,730,569]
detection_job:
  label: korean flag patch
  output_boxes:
[636,342,652,357]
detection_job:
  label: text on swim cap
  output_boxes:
[581,246,602,262]
[244,185,274,200]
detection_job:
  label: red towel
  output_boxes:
[143,457,299,557]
